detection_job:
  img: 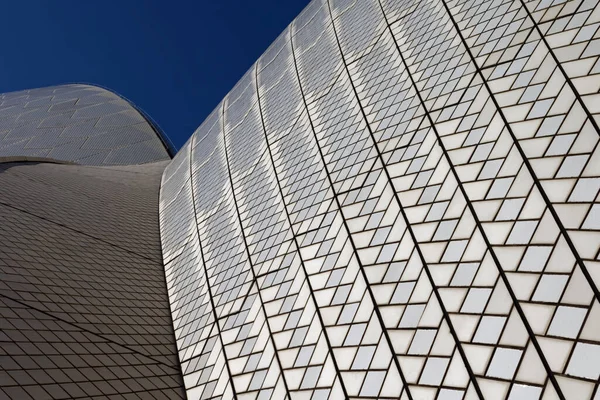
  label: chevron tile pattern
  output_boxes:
[0,84,171,165]
[160,0,600,399]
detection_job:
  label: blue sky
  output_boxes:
[0,1,309,149]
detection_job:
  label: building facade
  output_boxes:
[0,84,174,165]
[1,0,600,399]
[160,0,600,399]
[0,86,185,399]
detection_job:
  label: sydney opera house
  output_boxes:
[1,0,599,399]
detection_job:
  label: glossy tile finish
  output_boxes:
[160,0,600,399]
[0,84,172,165]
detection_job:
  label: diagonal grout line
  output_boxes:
[0,183,183,373]
[440,0,600,394]
[331,0,488,397]
[0,200,161,264]
[291,3,414,399]
[254,53,350,398]
[187,125,239,400]
[438,0,600,305]
[385,0,571,397]
[0,292,181,373]
[441,0,600,326]
[2,167,163,226]
[510,0,600,300]
[220,100,293,396]
[517,0,600,139]
[156,174,187,393]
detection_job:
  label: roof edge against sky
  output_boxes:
[74,82,179,158]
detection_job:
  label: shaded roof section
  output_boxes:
[0,160,185,399]
[0,84,173,165]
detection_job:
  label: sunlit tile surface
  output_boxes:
[161,0,600,399]
[0,84,172,165]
